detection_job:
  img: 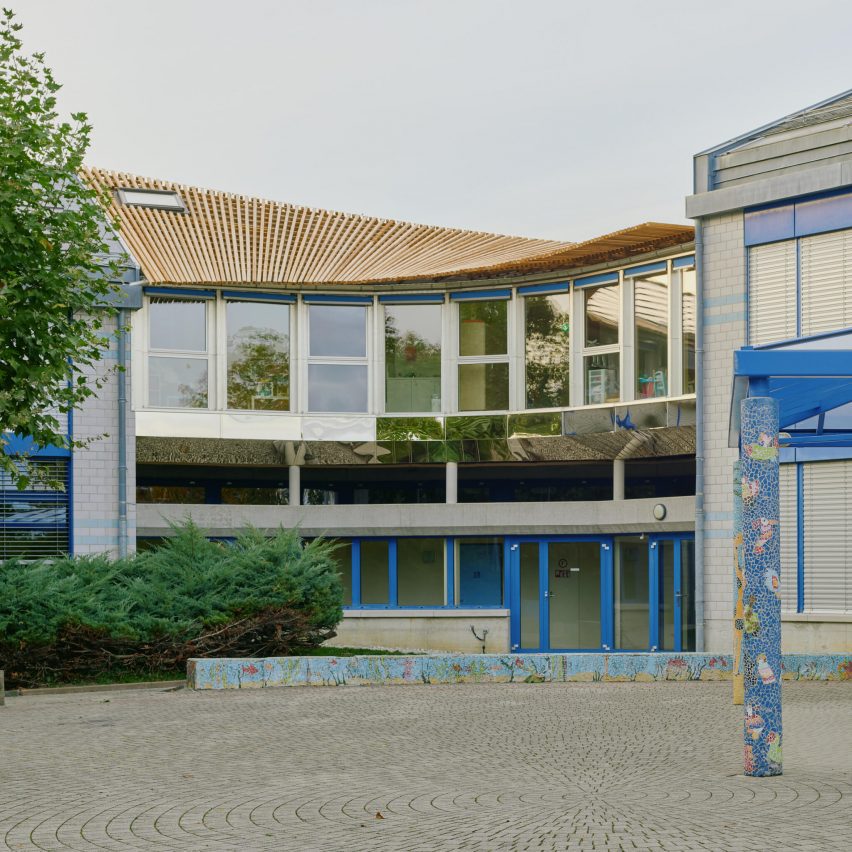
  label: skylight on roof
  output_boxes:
[117,188,186,212]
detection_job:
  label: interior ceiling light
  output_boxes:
[117,188,186,212]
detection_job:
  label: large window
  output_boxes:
[307,304,369,412]
[583,284,620,404]
[360,540,390,605]
[524,293,570,408]
[457,537,504,606]
[226,300,290,410]
[147,297,210,408]
[457,300,509,411]
[634,273,668,399]
[397,538,444,605]
[384,304,442,413]
[681,269,696,394]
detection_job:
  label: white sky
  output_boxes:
[11,0,852,241]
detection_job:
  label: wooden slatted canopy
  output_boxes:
[83,167,693,286]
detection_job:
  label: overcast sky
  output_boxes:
[11,1,852,241]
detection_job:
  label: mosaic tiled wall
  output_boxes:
[187,653,851,690]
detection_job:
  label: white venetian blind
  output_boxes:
[778,464,798,613]
[802,460,851,613]
[747,240,797,345]
[800,229,852,336]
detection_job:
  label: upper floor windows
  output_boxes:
[583,283,620,404]
[307,304,369,412]
[457,299,510,411]
[524,293,570,409]
[748,229,852,345]
[148,297,210,408]
[384,303,442,413]
[226,300,290,411]
[139,254,694,415]
[634,273,668,399]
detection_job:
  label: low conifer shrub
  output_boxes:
[0,521,343,687]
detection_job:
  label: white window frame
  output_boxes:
[302,299,372,414]
[627,265,672,402]
[577,277,622,406]
[220,293,295,413]
[379,299,445,416]
[453,295,515,414]
[143,293,215,410]
[519,288,572,412]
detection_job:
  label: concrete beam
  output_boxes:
[137,495,696,539]
[686,160,852,219]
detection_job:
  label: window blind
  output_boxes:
[800,229,852,336]
[802,460,851,613]
[747,240,797,345]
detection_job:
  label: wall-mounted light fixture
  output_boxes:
[653,503,667,521]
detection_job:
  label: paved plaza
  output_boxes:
[1,681,850,851]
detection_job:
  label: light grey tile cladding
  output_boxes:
[71,314,135,556]
[700,212,746,651]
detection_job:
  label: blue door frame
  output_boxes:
[509,534,694,653]
[648,533,694,653]
[508,536,614,652]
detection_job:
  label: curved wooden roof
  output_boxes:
[84,167,693,285]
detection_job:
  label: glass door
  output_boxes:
[510,538,611,651]
[650,535,695,652]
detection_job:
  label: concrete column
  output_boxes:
[740,396,782,777]
[288,465,301,507]
[446,461,458,505]
[612,459,625,501]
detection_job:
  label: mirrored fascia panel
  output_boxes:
[445,415,508,440]
[309,304,367,357]
[376,417,445,441]
[149,298,206,351]
[508,412,562,437]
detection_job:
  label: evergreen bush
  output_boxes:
[0,521,344,687]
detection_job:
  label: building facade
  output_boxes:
[8,94,850,655]
[1,167,701,655]
[688,89,852,653]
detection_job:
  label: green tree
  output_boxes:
[0,9,121,488]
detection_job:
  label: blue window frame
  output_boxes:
[0,458,70,560]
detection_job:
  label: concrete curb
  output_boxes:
[4,680,186,698]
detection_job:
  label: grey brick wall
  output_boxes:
[71,313,135,557]
[700,212,746,651]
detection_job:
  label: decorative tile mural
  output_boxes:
[740,397,782,777]
[187,652,849,690]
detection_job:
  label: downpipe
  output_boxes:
[117,307,128,559]
[694,220,705,652]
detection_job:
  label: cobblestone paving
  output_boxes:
[1,682,850,851]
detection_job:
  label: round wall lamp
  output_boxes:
[653,503,667,521]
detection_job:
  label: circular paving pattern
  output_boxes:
[1,682,850,850]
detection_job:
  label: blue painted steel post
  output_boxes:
[740,397,782,776]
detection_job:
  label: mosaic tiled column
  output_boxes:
[733,460,745,706]
[740,397,782,776]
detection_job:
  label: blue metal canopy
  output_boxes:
[730,327,852,448]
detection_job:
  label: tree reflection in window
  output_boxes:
[226,301,290,410]
[524,293,570,408]
[384,304,442,413]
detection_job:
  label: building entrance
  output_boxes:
[509,535,694,652]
